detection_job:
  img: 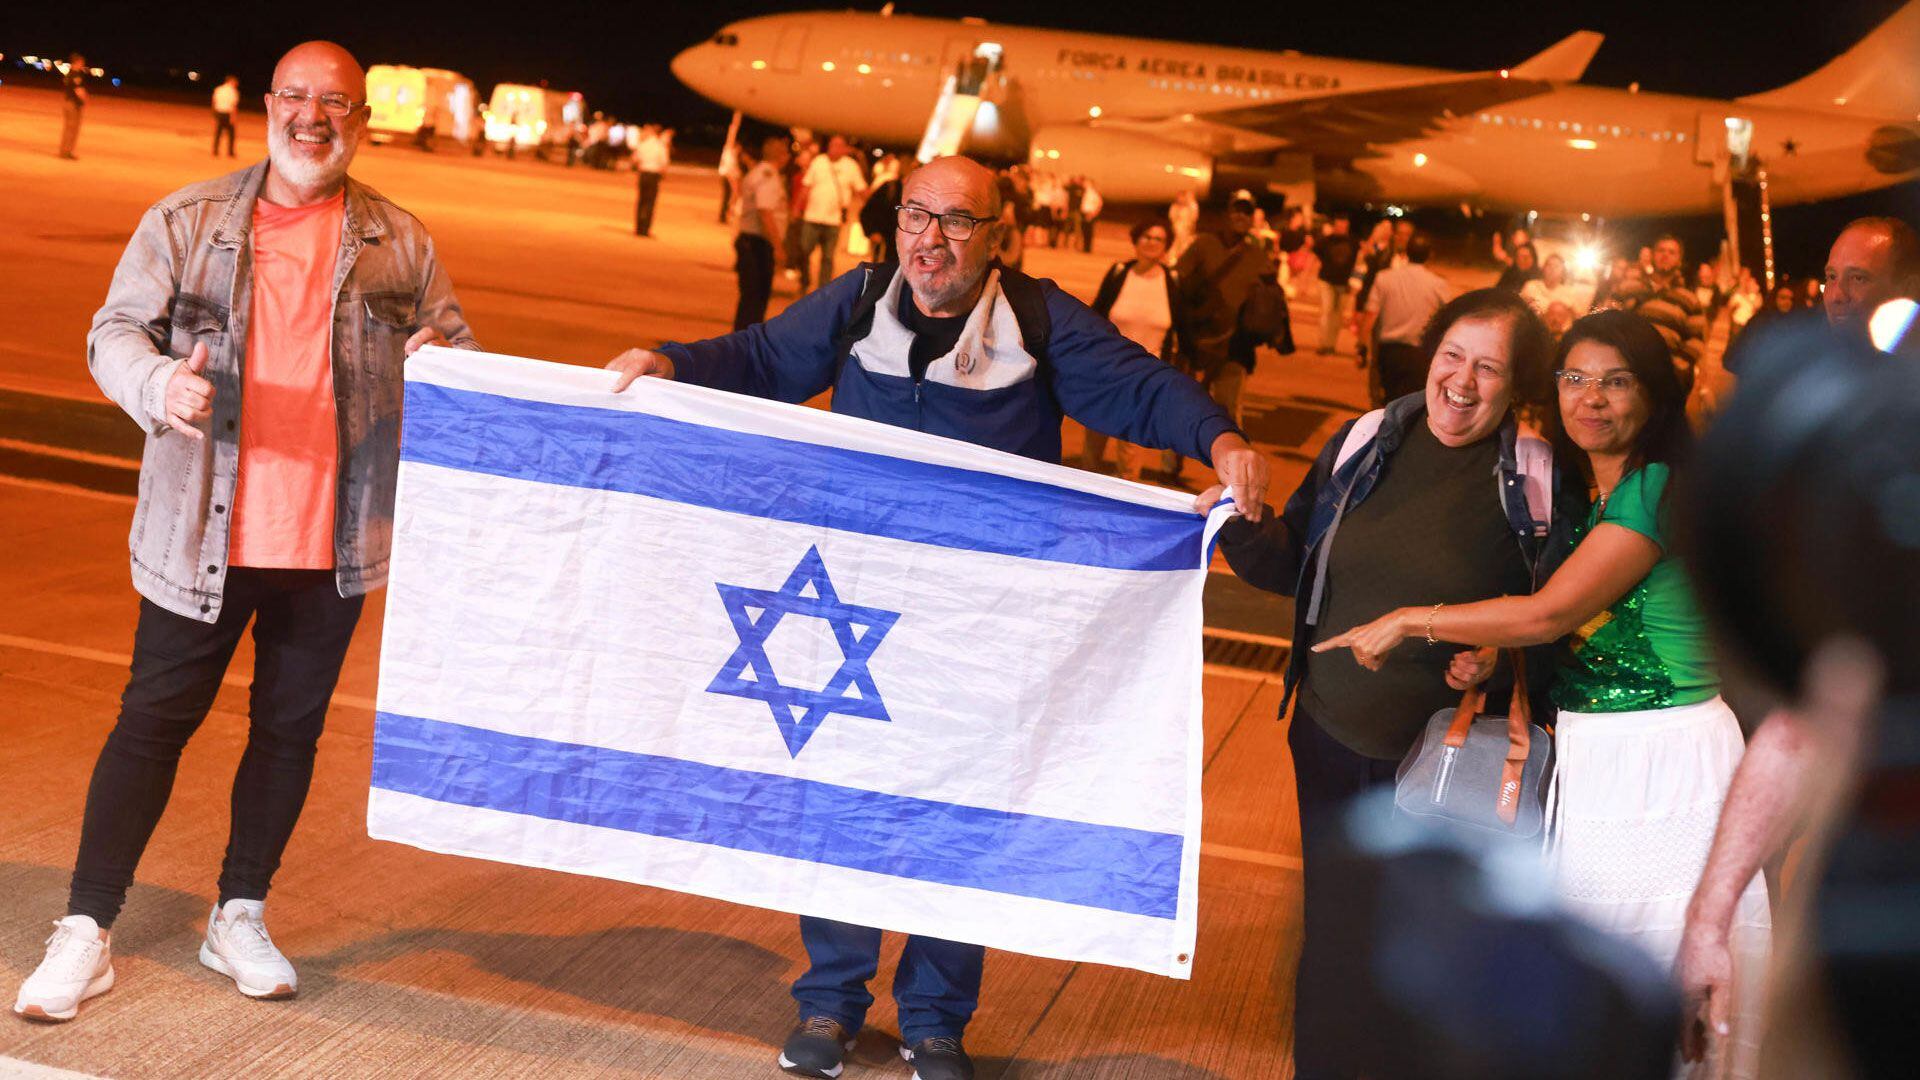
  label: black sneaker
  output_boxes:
[901,1036,974,1080]
[778,1015,855,1078]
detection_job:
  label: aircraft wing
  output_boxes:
[1101,31,1603,158]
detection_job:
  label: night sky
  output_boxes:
[7,1,1914,270]
[11,0,1910,132]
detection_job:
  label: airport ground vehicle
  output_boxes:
[483,84,585,156]
[367,65,477,145]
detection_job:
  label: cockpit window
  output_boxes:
[712,32,740,46]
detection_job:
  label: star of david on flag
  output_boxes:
[708,546,900,756]
[371,347,1230,979]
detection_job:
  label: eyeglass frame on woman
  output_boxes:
[895,205,997,242]
[1554,369,1640,394]
[1137,232,1170,244]
[268,87,364,116]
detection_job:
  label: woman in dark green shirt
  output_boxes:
[1317,310,1771,1079]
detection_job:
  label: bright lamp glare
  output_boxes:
[1572,245,1603,275]
[1870,298,1917,353]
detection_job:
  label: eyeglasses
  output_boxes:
[896,205,995,242]
[1554,370,1639,394]
[268,87,362,115]
[1138,233,1170,244]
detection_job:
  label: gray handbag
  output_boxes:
[1394,650,1553,838]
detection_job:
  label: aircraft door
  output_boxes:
[1697,113,1754,169]
[773,26,808,72]
[944,39,1002,97]
[916,42,1007,162]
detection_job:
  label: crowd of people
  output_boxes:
[1203,211,1915,1080]
[702,129,1919,1077]
[1012,169,1105,252]
[15,37,1920,1080]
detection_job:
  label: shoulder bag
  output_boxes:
[1394,649,1553,838]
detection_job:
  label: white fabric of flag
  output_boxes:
[370,346,1227,978]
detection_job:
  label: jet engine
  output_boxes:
[1024,125,1212,203]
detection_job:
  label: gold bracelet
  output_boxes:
[1425,602,1445,646]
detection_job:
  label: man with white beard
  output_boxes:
[14,41,476,1023]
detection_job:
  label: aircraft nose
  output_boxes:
[670,44,705,90]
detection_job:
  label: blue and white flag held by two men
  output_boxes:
[369,346,1225,978]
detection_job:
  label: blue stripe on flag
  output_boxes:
[401,382,1203,572]
[372,711,1183,919]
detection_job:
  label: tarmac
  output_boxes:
[0,85,1473,1078]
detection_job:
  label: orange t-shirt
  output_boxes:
[229,192,344,569]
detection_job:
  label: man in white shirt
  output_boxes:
[1078,179,1103,252]
[1359,235,1452,404]
[633,124,671,237]
[796,135,866,293]
[732,136,791,330]
[211,75,239,158]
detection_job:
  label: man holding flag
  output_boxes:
[606,155,1267,1080]
[16,41,474,1024]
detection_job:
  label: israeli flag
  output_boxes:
[369,347,1228,978]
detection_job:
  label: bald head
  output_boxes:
[1825,217,1920,335]
[262,41,368,202]
[905,156,1001,219]
[897,156,1004,317]
[271,41,366,101]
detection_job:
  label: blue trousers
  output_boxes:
[793,916,984,1044]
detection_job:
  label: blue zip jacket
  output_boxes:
[1217,392,1586,718]
[657,264,1239,464]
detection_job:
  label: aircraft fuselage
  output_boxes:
[672,11,1918,214]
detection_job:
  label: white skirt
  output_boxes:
[1550,697,1773,1080]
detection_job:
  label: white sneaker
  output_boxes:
[198,899,297,999]
[14,915,115,1022]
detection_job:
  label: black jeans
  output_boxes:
[733,233,775,330]
[212,111,235,156]
[1288,705,1401,1080]
[67,569,364,927]
[635,171,662,235]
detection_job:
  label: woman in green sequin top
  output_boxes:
[1315,309,1773,1078]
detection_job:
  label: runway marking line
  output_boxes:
[0,436,140,470]
[0,1054,109,1080]
[0,631,378,713]
[1197,843,1303,871]
[0,473,135,504]
[1201,627,1292,648]
[0,631,1302,874]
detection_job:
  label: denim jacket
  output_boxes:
[87,161,477,622]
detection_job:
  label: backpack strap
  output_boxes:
[1514,432,1553,536]
[994,262,1052,366]
[1332,409,1386,473]
[830,262,899,370]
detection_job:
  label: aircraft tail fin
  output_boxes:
[1509,31,1604,82]
[1739,1,1920,118]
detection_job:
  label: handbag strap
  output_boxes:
[1441,649,1535,825]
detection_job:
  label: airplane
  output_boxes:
[669,3,1920,215]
